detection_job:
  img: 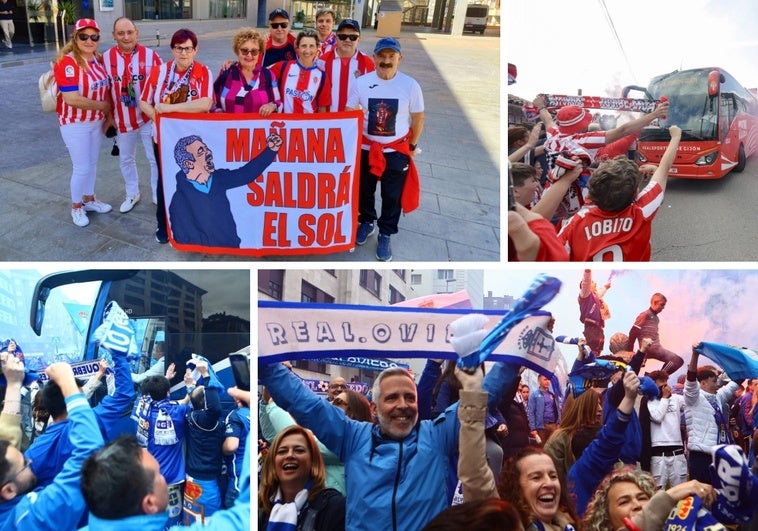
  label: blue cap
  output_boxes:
[269,8,289,20]
[337,19,361,33]
[374,37,401,54]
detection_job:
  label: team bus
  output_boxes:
[20,268,250,435]
[623,67,758,179]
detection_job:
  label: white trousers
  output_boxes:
[60,120,104,204]
[117,123,158,197]
[0,20,14,42]
[650,453,688,489]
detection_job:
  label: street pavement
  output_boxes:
[0,26,500,262]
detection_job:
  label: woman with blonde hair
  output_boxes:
[583,466,715,531]
[258,425,345,529]
[53,18,113,227]
[213,27,280,115]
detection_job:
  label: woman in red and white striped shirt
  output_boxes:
[53,18,113,227]
[269,29,331,114]
[139,28,213,244]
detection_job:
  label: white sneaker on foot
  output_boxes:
[82,198,113,213]
[119,193,140,213]
[71,207,89,227]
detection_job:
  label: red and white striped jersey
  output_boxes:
[557,181,664,261]
[54,55,110,126]
[269,60,331,114]
[317,49,374,112]
[103,44,163,133]
[544,126,607,171]
[140,59,213,107]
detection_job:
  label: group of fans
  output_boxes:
[256,271,758,530]
[0,304,250,530]
[508,94,678,262]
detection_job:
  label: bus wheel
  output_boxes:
[734,144,746,173]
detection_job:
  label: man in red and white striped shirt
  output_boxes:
[103,17,163,212]
[317,19,374,112]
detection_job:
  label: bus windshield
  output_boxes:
[3,269,250,385]
[642,69,718,141]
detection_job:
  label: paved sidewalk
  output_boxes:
[0,27,500,262]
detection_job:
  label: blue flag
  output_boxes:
[695,342,758,380]
[457,275,562,371]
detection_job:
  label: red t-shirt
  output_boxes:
[557,181,664,261]
[508,217,569,261]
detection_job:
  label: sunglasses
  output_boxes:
[239,48,260,56]
[337,34,359,41]
[270,22,288,29]
[173,45,195,53]
[77,33,101,42]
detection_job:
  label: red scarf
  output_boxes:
[363,133,420,214]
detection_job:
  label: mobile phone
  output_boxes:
[229,353,250,391]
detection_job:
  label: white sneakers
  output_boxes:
[119,193,140,213]
[72,198,112,227]
[83,198,113,213]
[71,207,89,227]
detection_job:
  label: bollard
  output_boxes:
[156,30,160,47]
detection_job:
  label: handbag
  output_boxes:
[38,62,58,112]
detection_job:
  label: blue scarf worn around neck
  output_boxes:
[266,480,312,531]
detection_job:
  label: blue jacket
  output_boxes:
[79,512,169,531]
[568,407,632,516]
[0,393,104,530]
[26,350,135,487]
[79,434,254,531]
[168,147,277,248]
[259,361,517,531]
[527,387,562,429]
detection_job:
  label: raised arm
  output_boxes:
[651,125,681,194]
[604,102,669,144]
[455,366,499,501]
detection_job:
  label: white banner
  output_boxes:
[157,112,362,256]
[258,303,561,375]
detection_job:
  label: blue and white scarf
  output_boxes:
[267,482,311,531]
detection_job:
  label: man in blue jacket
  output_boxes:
[0,362,104,530]
[527,374,562,445]
[259,360,518,531]
[25,337,135,487]
[78,386,252,531]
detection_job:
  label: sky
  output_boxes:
[507,0,758,101]
[483,268,758,377]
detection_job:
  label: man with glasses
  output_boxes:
[327,376,348,402]
[262,8,296,68]
[103,17,163,212]
[0,363,103,530]
[318,19,374,112]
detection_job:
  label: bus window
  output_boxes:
[24,269,250,392]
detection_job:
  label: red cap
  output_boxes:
[556,106,592,135]
[74,18,100,32]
